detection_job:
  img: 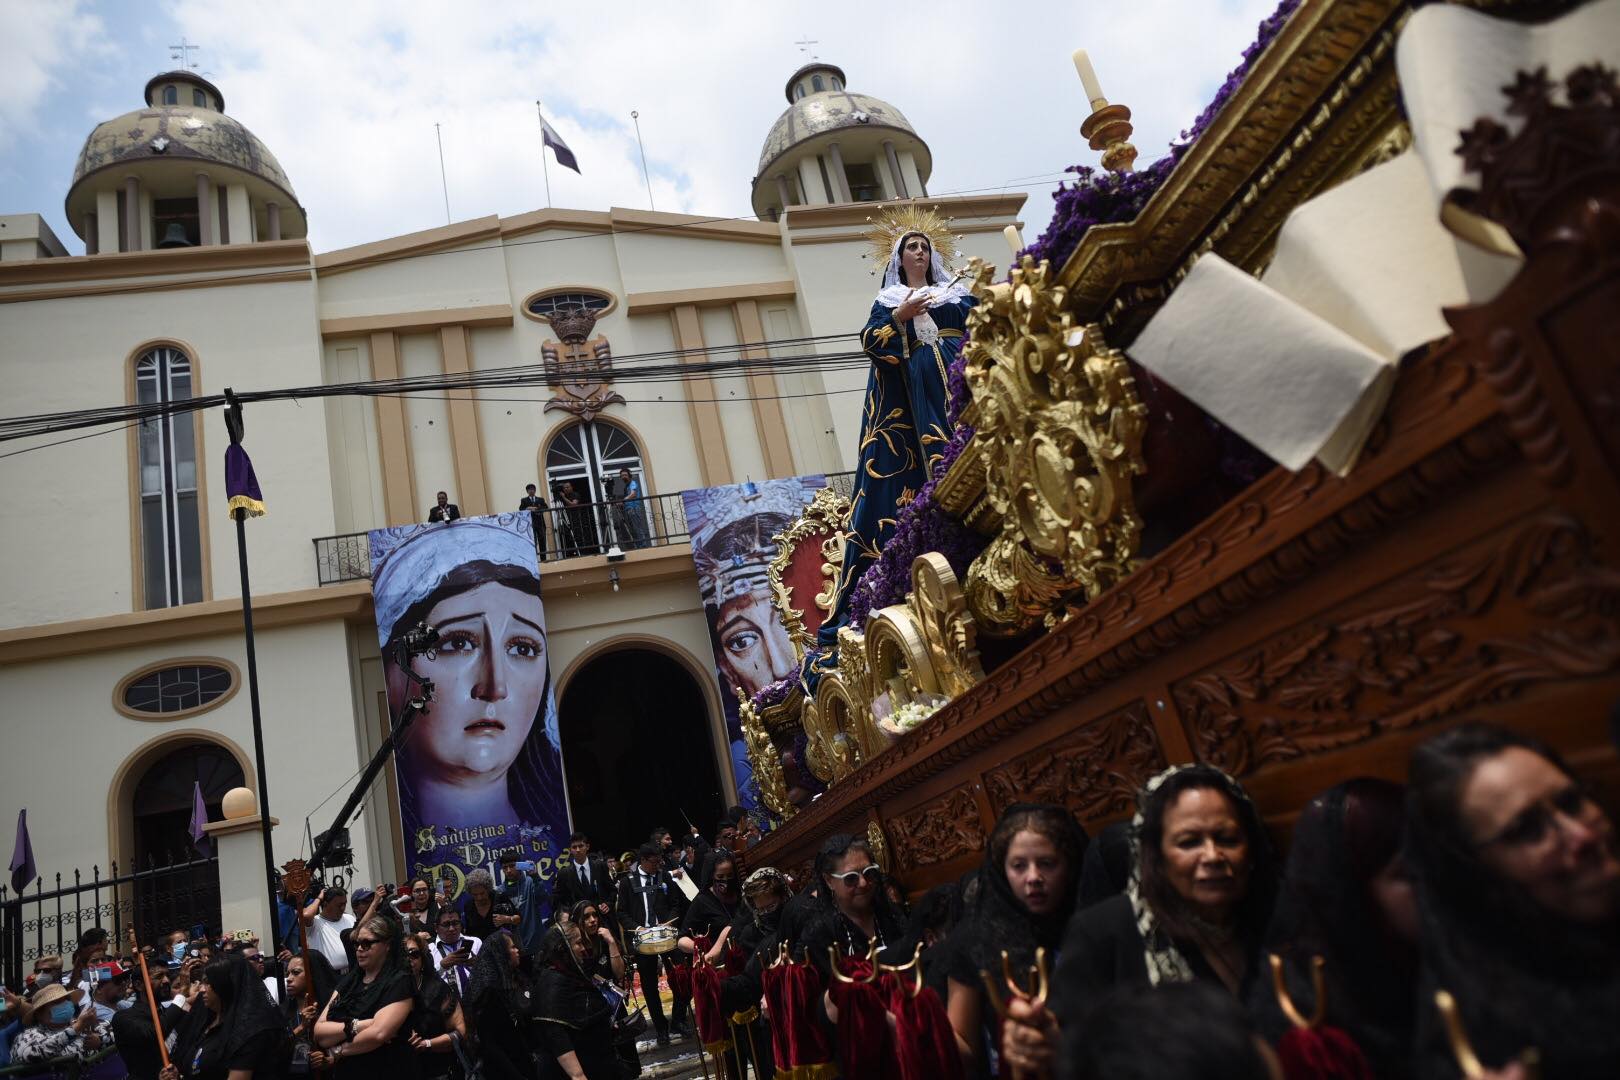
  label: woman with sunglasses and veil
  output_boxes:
[463,931,536,1080]
[799,833,908,982]
[312,916,417,1080]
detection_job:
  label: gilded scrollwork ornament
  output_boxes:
[767,487,852,657]
[910,552,987,698]
[738,688,793,820]
[960,255,1149,636]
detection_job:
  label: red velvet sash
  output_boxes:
[884,973,965,1080]
[690,935,733,1056]
[761,956,836,1076]
[827,955,895,1078]
[1277,1026,1375,1080]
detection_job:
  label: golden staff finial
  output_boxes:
[1269,953,1327,1031]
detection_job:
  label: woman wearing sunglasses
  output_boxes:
[1406,723,1620,1078]
[312,916,416,1080]
[799,833,907,983]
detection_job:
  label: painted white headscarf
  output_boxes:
[874,233,971,309]
[368,514,560,753]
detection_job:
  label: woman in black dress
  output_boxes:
[534,923,619,1080]
[463,930,537,1080]
[284,950,339,1077]
[1406,723,1620,1078]
[798,833,908,979]
[567,902,626,986]
[944,803,1088,1075]
[460,870,520,943]
[1007,764,1276,1075]
[1254,778,1419,1078]
[404,933,464,1080]
[162,954,288,1080]
[406,880,441,940]
[313,915,418,1080]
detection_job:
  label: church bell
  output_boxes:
[157,222,193,248]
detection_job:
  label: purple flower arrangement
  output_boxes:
[1021,0,1301,273]
[750,676,798,712]
[837,0,1303,626]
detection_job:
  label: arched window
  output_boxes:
[162,85,177,105]
[545,418,646,505]
[794,84,806,101]
[811,74,825,92]
[831,76,843,90]
[136,346,203,608]
[193,88,206,107]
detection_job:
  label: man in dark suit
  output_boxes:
[427,491,460,522]
[617,842,691,1045]
[552,832,615,919]
[518,483,548,561]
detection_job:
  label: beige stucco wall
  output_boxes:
[0,618,384,884]
[0,273,333,628]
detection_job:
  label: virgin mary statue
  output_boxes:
[813,207,976,667]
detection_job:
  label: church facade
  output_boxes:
[0,63,1023,919]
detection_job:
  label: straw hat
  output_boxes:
[24,983,72,1025]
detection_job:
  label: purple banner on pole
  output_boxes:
[681,476,826,812]
[368,513,567,897]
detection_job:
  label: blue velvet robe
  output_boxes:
[811,294,977,672]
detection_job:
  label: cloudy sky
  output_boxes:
[2,0,1282,255]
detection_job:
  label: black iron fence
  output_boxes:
[313,472,857,586]
[1,856,220,990]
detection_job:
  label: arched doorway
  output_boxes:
[129,743,243,939]
[558,648,725,856]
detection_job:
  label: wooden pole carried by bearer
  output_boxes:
[134,949,171,1069]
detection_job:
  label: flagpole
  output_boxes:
[435,123,451,224]
[536,101,552,208]
[632,109,654,211]
[223,388,286,1005]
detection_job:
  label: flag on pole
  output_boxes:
[539,110,580,173]
[10,809,36,894]
[224,392,265,518]
[189,782,213,857]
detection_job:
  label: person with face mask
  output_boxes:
[12,983,113,1064]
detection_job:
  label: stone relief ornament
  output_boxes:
[540,306,625,422]
[960,256,1150,636]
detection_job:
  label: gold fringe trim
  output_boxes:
[226,495,267,519]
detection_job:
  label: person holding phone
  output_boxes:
[431,909,481,997]
[11,984,112,1064]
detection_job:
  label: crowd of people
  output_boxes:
[2,721,1614,1079]
[426,470,651,562]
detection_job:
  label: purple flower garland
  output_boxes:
[840,0,1302,625]
[749,676,798,712]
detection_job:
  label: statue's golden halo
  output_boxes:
[863,204,962,276]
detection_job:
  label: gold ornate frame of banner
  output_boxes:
[766,486,852,657]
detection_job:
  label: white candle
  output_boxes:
[1072,48,1106,107]
[1003,224,1024,256]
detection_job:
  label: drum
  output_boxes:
[634,925,678,956]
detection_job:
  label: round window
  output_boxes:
[117,660,239,719]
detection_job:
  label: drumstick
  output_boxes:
[135,949,171,1069]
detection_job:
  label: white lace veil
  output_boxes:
[875,232,971,309]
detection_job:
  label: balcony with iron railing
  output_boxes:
[312,472,856,586]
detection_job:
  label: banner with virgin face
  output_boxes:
[681,476,826,811]
[369,513,568,897]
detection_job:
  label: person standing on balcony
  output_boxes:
[614,467,649,549]
[518,484,548,561]
[427,492,460,523]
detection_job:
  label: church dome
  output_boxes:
[751,62,933,221]
[64,71,307,246]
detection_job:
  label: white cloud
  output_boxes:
[0,0,111,139]
[24,0,1286,252]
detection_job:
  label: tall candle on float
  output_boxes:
[1072,48,1107,108]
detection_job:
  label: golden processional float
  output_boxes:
[741,0,1620,889]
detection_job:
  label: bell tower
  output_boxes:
[65,71,306,255]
